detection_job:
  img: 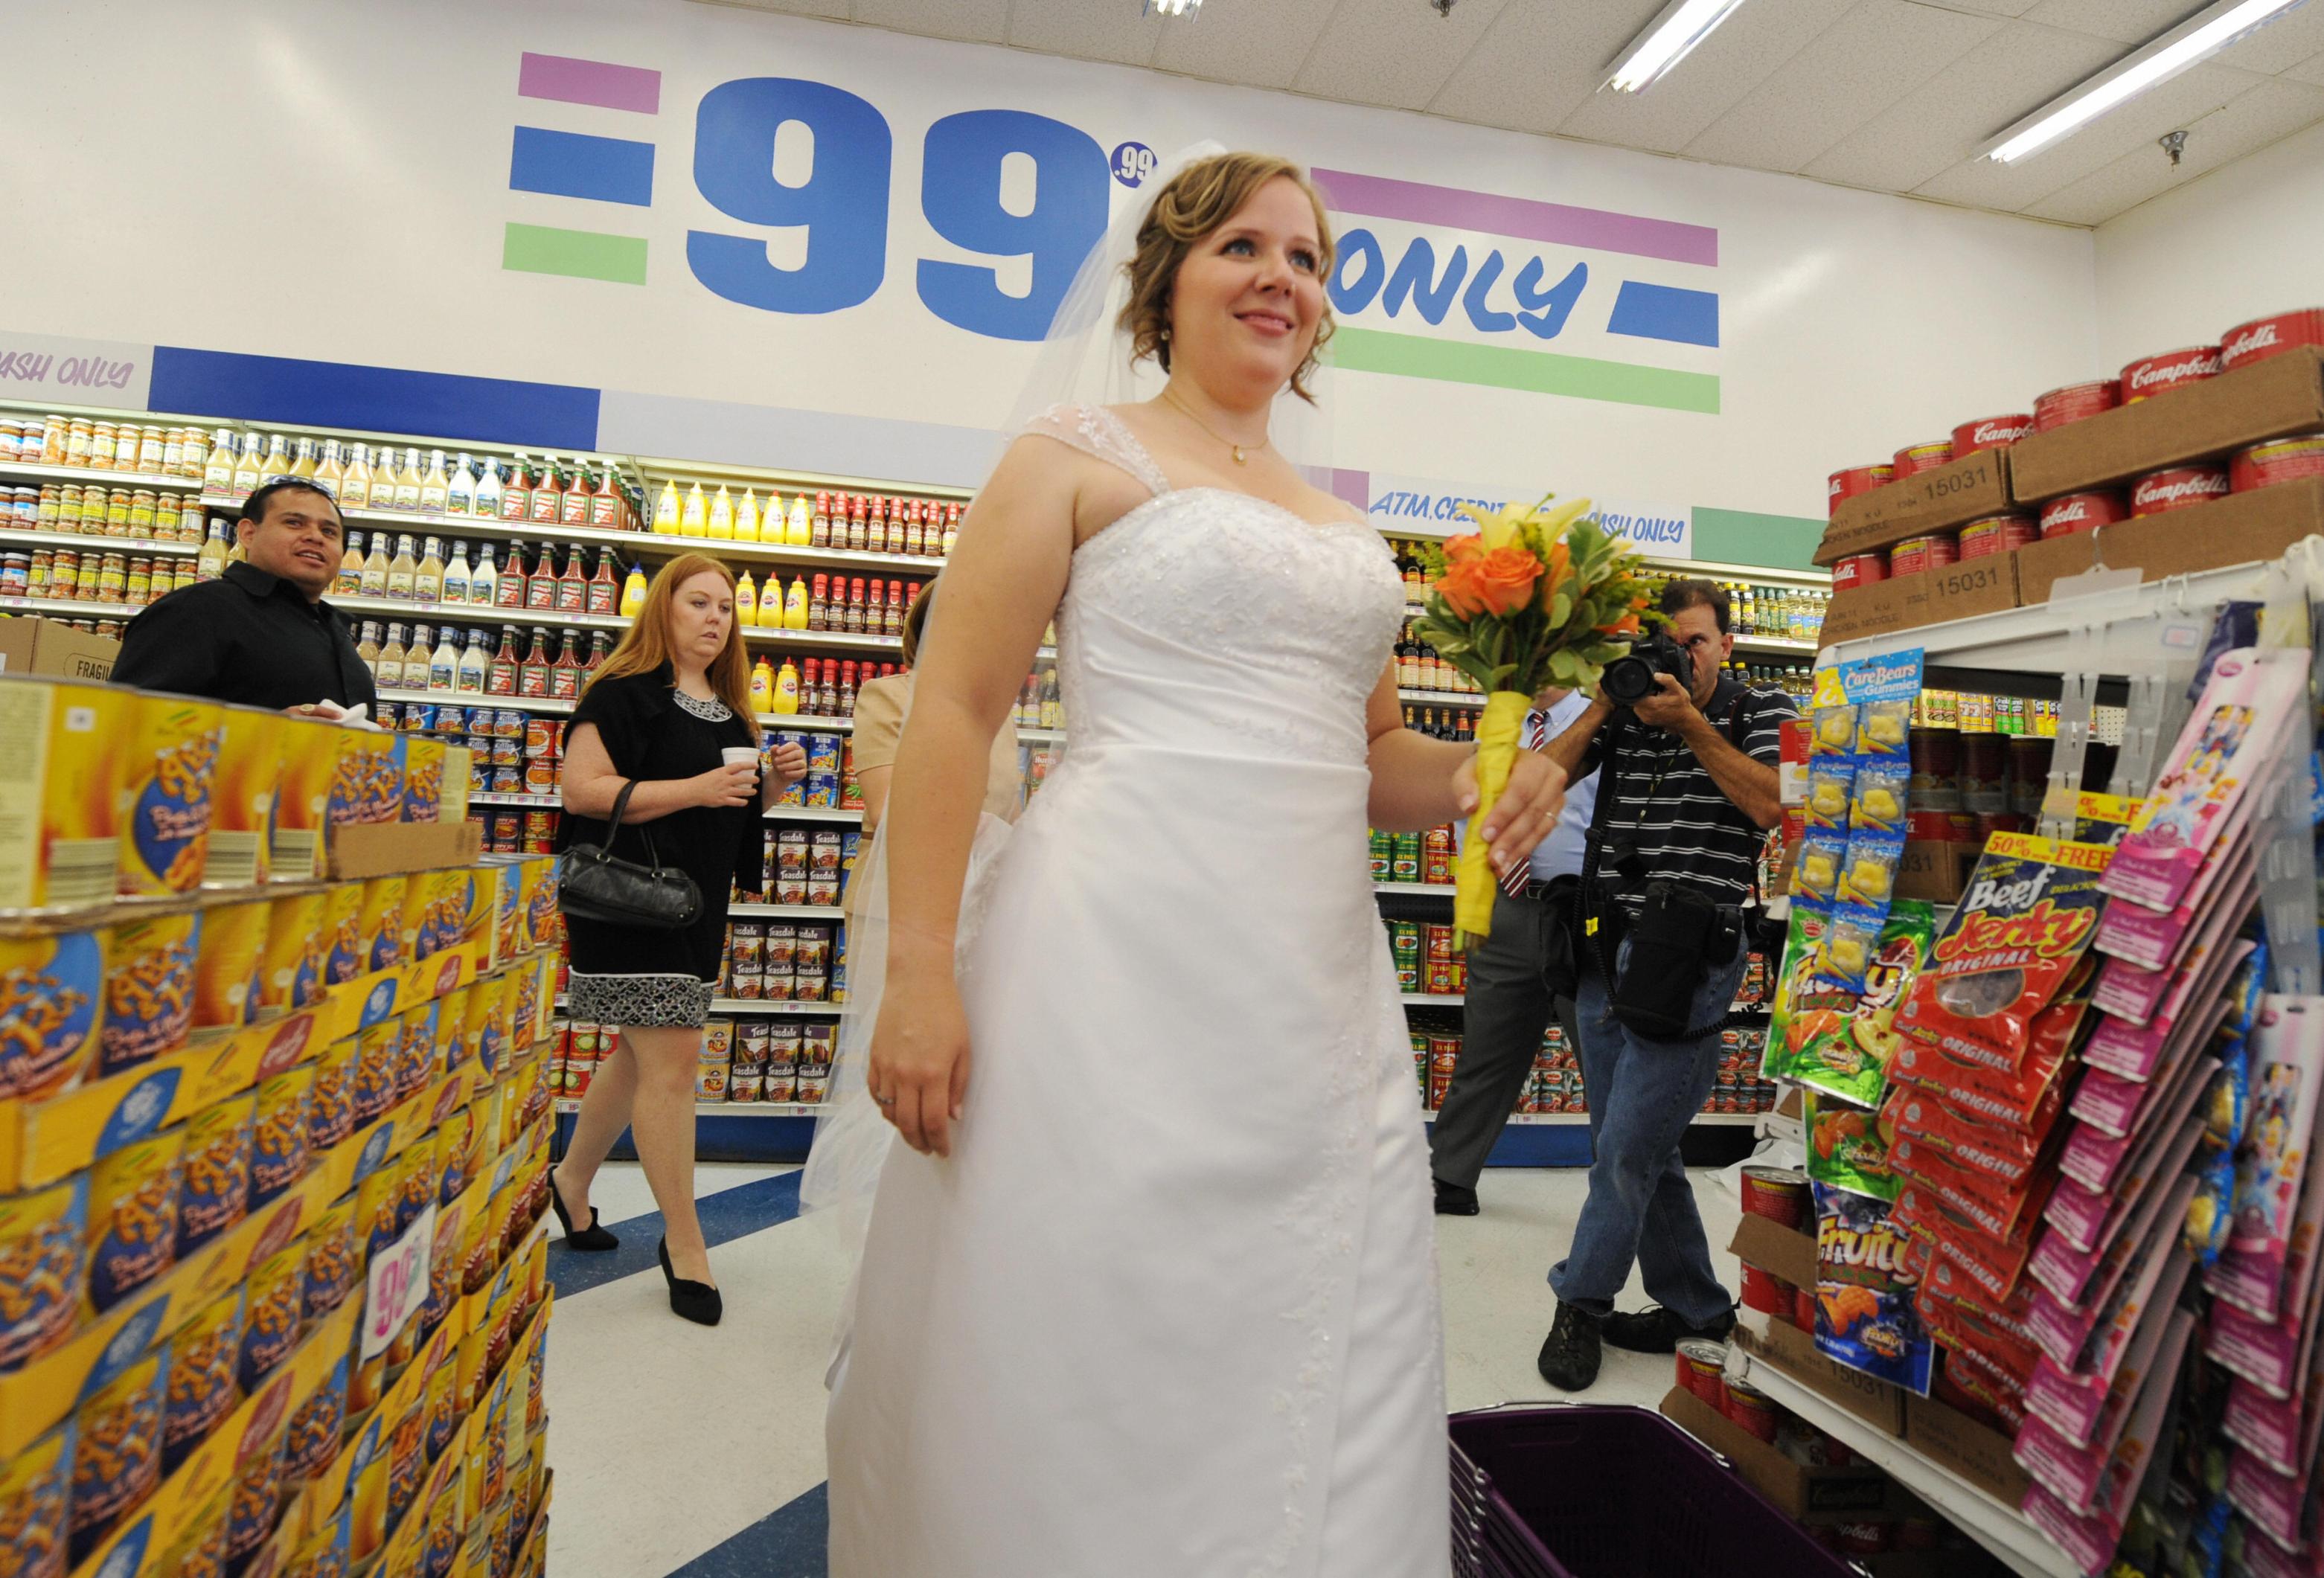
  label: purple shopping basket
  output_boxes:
[1449,1404,1862,1578]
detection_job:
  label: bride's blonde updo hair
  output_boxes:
[1118,153,1337,405]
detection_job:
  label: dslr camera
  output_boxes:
[1599,628,1692,708]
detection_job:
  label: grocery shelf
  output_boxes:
[553,994,844,1017]
[1398,687,1482,708]
[1741,1358,2075,1578]
[554,1099,830,1118]
[336,594,627,631]
[766,712,854,733]
[763,806,862,824]
[1,591,144,619]
[0,458,198,491]
[0,525,206,557]
[470,792,559,808]
[378,686,573,714]
[1419,1110,1762,1127]
[730,901,845,921]
[1376,882,1455,898]
[1401,992,1465,1007]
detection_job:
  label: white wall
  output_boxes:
[3,0,2102,526]
[2094,120,2324,370]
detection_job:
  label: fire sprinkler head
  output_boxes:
[2160,129,2189,167]
[1432,0,1454,13]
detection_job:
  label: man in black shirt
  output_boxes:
[1531,578,1795,1391]
[112,478,377,713]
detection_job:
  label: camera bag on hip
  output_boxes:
[557,778,703,930]
[1607,881,1741,1039]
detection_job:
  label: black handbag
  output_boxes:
[556,779,702,930]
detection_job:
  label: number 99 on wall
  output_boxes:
[687,78,1125,342]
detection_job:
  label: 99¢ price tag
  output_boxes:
[362,1202,437,1361]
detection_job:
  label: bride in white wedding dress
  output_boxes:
[820,150,1567,1577]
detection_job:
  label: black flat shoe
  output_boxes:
[1433,1177,1481,1216]
[1537,1302,1602,1393]
[659,1237,723,1327]
[1601,1303,1736,1356]
[549,1169,619,1251]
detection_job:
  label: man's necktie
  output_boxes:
[1498,707,1551,897]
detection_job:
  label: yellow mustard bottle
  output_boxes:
[772,656,801,715]
[653,480,680,535]
[749,656,775,714]
[681,482,708,536]
[618,562,647,619]
[734,571,758,627]
[734,489,761,542]
[708,484,734,539]
[782,574,810,631]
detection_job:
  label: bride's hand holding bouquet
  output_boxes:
[1418,495,1654,940]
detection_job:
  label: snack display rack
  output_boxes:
[0,671,564,1578]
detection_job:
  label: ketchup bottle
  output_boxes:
[903,501,925,557]
[487,626,519,696]
[556,545,586,612]
[592,466,621,530]
[526,545,559,611]
[809,573,830,632]
[496,545,528,609]
[838,659,859,716]
[816,659,838,716]
[586,547,618,615]
[811,490,832,549]
[502,456,533,522]
[530,458,563,525]
[560,461,592,527]
[519,627,551,697]
[844,577,868,635]
[847,496,868,553]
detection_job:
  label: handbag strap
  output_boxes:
[601,778,669,873]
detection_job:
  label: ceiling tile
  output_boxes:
[1684,0,2003,173]
[1424,0,1668,136]
[2023,74,2324,219]
[1290,0,1515,112]
[1553,0,1857,155]
[1804,19,2121,190]
[2293,48,2324,83]
[1008,0,1169,68]
[2019,0,2207,44]
[692,0,849,20]
[852,0,1010,44]
[2212,1,2324,74]
[1927,0,2043,13]
[1153,0,1342,90]
[1912,59,2267,208]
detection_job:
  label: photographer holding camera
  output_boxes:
[1532,578,1794,1392]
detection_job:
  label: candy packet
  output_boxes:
[1810,702,1858,759]
[1805,759,1857,832]
[1855,697,1913,759]
[1895,833,2113,1073]
[1806,1089,1896,1202]
[1814,1183,1933,1393]
[1793,901,1936,1104]
[1849,756,1911,834]
[1792,830,1846,912]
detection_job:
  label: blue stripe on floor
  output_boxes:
[547,1170,804,1296]
[670,1483,828,1577]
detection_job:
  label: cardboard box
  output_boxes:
[1817,448,2015,565]
[1895,841,1979,904]
[1904,1392,2032,1505]
[1660,1386,1896,1520]
[1732,1210,1818,1291]
[1778,1085,1805,1122]
[2009,346,2324,501]
[0,618,120,680]
[2013,475,2324,606]
[1820,554,2020,647]
[1739,1316,1908,1436]
[328,818,483,880]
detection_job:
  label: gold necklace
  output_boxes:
[1160,388,1267,465]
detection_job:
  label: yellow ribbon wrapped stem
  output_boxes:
[1454,690,1534,942]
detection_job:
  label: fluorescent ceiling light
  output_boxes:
[1981,0,2309,163]
[1145,0,1201,16]
[1603,0,1754,93]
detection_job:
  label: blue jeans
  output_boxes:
[1549,937,1746,1328]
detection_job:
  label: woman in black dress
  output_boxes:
[551,551,807,1324]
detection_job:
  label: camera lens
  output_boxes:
[1601,655,1655,705]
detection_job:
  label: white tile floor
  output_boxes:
[542,1162,1746,1578]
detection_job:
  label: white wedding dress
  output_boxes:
[826,403,1450,1578]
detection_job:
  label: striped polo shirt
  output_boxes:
[1581,676,1798,909]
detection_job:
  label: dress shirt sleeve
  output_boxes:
[109,591,223,698]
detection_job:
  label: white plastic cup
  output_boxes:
[722,747,760,771]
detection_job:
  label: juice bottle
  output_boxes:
[420,451,450,514]
[336,531,365,596]
[782,574,810,632]
[708,484,734,539]
[681,482,708,536]
[359,532,390,597]
[749,657,775,714]
[653,480,680,535]
[473,458,503,519]
[587,548,618,615]
[446,454,477,516]
[734,489,760,543]
[734,571,758,629]
[502,455,533,522]
[619,562,647,619]
[413,536,445,602]
[772,656,801,716]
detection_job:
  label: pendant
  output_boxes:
[1232,446,1246,464]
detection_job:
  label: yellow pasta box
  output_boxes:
[192,896,269,1032]
[205,705,287,890]
[350,1018,401,1132]
[299,1195,359,1329]
[517,856,554,954]
[235,1241,304,1396]
[218,1399,287,1574]
[257,889,328,1016]
[441,745,473,827]
[318,879,364,987]
[463,862,505,969]
[0,675,127,914]
[359,876,407,976]
[68,1344,167,1565]
[172,1094,254,1258]
[326,731,405,829]
[305,1036,359,1158]
[397,875,435,968]
[161,1288,244,1476]
[394,1001,440,1106]
[0,1417,74,1578]
[249,1065,313,1210]
[96,910,199,1080]
[121,695,224,898]
[0,1175,89,1374]
[401,737,445,824]
[279,1339,348,1487]
[418,867,471,963]
[269,714,343,883]
[86,1128,183,1316]
[148,1485,229,1578]
[0,928,105,1101]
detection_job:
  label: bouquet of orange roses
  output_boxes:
[1412,495,1654,939]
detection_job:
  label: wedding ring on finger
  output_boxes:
[874,1094,897,1108]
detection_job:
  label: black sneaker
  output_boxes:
[1433,1177,1480,1216]
[1536,1303,1603,1392]
[1600,1304,1737,1356]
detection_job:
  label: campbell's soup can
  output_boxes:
[2121,344,2221,402]
[1956,513,2035,559]
[1891,440,1953,478]
[2033,379,2119,432]
[2039,490,2130,537]
[2221,308,2324,371]
[1831,554,1886,591]
[2131,466,2229,516]
[1886,533,1957,578]
[2231,432,2324,493]
[1826,464,1892,518]
[1950,414,2033,455]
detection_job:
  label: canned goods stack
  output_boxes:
[720,917,842,1002]
[1368,824,1458,888]
[766,731,852,812]
[672,1018,838,1106]
[1383,918,1468,998]
[1,414,218,479]
[3,479,211,543]
[758,826,860,908]
[5,543,202,608]
[0,671,566,1578]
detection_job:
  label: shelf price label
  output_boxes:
[361,1202,438,1361]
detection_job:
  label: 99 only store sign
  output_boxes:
[670,77,1153,341]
